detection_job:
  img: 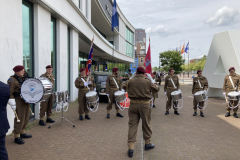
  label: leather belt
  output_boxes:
[167,87,176,89]
[130,100,150,104]
[79,88,88,90]
[110,88,119,90]
[226,88,236,91]
[194,89,202,91]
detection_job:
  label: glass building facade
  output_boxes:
[126,27,134,58]
[51,17,57,91]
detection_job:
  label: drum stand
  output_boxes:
[48,102,75,129]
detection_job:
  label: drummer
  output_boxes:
[223,67,240,118]
[39,65,55,126]
[124,69,133,80]
[164,68,180,115]
[106,67,124,119]
[152,72,160,108]
[7,65,32,144]
[192,70,208,117]
[75,68,95,120]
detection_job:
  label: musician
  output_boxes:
[75,68,95,120]
[0,81,10,159]
[192,70,208,117]
[164,68,180,115]
[106,67,123,119]
[223,67,240,118]
[39,65,55,126]
[152,72,161,108]
[124,69,133,80]
[123,67,159,157]
[7,65,32,144]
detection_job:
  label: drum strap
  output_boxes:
[170,78,177,89]
[112,77,119,89]
[229,76,236,90]
[197,79,202,89]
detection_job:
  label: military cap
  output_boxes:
[137,67,146,73]
[197,70,202,74]
[112,67,118,72]
[13,65,24,72]
[46,65,53,68]
[80,68,85,72]
[153,71,156,75]
[229,67,235,71]
[169,68,174,72]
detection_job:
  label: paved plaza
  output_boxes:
[5,84,240,160]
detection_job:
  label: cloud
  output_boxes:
[205,6,239,27]
[146,25,180,37]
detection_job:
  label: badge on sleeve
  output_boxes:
[7,78,13,87]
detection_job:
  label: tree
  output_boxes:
[159,50,185,74]
[152,66,158,72]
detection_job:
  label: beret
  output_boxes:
[229,67,235,71]
[112,67,118,72]
[80,68,85,72]
[137,67,146,73]
[153,71,156,74]
[169,68,174,72]
[197,70,202,74]
[13,65,24,72]
[46,65,53,68]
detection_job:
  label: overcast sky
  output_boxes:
[117,0,240,67]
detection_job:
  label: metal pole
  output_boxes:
[112,29,114,63]
[188,43,189,78]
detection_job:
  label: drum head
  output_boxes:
[21,78,44,103]
[171,91,181,96]
[228,91,240,96]
[86,91,97,97]
[194,91,205,96]
[114,91,125,96]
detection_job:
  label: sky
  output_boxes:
[117,0,240,67]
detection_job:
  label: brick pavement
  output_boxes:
[6,84,240,160]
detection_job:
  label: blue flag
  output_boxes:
[111,0,119,31]
[185,42,189,53]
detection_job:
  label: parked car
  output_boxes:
[92,71,111,102]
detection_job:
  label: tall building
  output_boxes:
[1,0,135,135]
[135,29,146,67]
[135,28,146,45]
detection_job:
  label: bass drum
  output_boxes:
[194,91,207,102]
[20,77,53,103]
[171,91,182,101]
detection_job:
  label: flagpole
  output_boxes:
[188,42,189,78]
[112,29,114,66]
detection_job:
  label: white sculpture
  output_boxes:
[203,31,240,97]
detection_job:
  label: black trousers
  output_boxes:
[0,135,8,160]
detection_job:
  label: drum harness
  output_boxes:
[196,78,208,110]
[170,78,183,109]
[225,76,240,109]
[81,77,99,112]
[112,77,126,111]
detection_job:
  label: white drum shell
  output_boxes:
[227,91,240,101]
[171,91,182,101]
[114,91,126,102]
[86,91,98,103]
[194,91,207,102]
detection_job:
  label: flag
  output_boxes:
[179,45,181,53]
[86,38,94,76]
[176,47,178,51]
[181,44,185,54]
[185,42,189,53]
[144,39,152,76]
[111,0,119,31]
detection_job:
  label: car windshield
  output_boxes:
[97,76,108,83]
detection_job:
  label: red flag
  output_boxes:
[144,42,152,76]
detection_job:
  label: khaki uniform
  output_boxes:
[106,74,122,113]
[192,76,208,111]
[152,76,161,98]
[123,75,159,149]
[40,73,55,120]
[164,75,180,111]
[7,75,30,138]
[75,75,95,115]
[223,73,240,112]
[125,72,132,79]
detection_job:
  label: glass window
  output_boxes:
[79,0,81,10]
[68,28,70,94]
[97,76,108,83]
[86,0,88,19]
[51,17,57,91]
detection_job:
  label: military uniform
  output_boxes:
[152,75,161,99]
[223,73,240,113]
[7,75,30,138]
[106,74,122,114]
[39,72,55,121]
[125,72,133,79]
[75,75,95,117]
[164,75,180,111]
[192,76,208,114]
[123,74,159,153]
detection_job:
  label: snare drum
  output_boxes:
[21,77,53,103]
[194,91,207,102]
[227,91,240,101]
[114,91,126,102]
[86,91,98,103]
[171,91,182,101]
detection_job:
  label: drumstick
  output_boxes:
[14,110,20,122]
[108,96,111,103]
[224,95,228,104]
[29,107,34,116]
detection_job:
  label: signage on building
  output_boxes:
[130,58,138,73]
